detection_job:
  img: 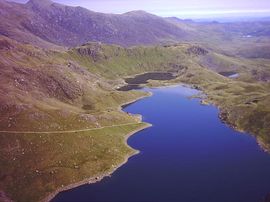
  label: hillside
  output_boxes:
[167,17,270,59]
[1,1,270,201]
[1,0,270,59]
[0,0,189,47]
[1,35,270,201]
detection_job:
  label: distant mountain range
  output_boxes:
[1,1,270,202]
[0,0,192,47]
[2,0,270,59]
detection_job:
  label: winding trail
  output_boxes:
[0,122,143,134]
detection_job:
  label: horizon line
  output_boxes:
[7,0,270,19]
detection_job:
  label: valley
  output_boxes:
[0,0,270,201]
[53,85,270,202]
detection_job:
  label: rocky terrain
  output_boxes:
[0,0,189,47]
[1,0,270,57]
[0,0,270,201]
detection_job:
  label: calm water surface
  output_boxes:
[53,85,270,202]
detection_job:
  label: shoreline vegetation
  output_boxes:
[46,84,188,202]
[119,75,270,155]
[119,71,270,152]
[1,37,270,202]
[1,1,270,200]
[48,82,267,202]
[43,93,153,202]
[45,123,152,202]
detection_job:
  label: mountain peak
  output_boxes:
[123,10,153,16]
[125,10,148,14]
[26,0,53,7]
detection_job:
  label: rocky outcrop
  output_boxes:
[187,46,208,56]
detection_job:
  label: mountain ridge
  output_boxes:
[0,0,189,47]
[1,1,270,202]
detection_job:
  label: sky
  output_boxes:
[9,0,270,19]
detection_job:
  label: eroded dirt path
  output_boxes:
[0,122,143,134]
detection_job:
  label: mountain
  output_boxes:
[2,0,270,58]
[166,16,270,59]
[1,34,270,202]
[1,1,270,201]
[0,0,189,47]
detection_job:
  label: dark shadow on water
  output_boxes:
[117,72,177,91]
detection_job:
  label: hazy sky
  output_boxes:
[10,0,270,18]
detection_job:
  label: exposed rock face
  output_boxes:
[76,43,103,62]
[10,65,83,103]
[0,0,188,47]
[0,38,14,50]
[187,46,209,56]
[0,36,107,132]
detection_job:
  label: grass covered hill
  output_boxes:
[0,34,270,201]
[1,1,270,199]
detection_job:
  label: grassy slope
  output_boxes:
[0,37,150,202]
[0,123,148,202]
[65,42,270,150]
[0,38,270,202]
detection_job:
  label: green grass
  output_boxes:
[0,123,148,202]
[1,37,270,202]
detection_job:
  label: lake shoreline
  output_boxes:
[200,92,270,153]
[46,83,268,202]
[52,84,270,202]
[44,123,152,202]
[43,94,153,202]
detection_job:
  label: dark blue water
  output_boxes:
[53,85,270,202]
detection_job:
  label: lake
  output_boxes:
[53,85,270,202]
[117,72,177,91]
